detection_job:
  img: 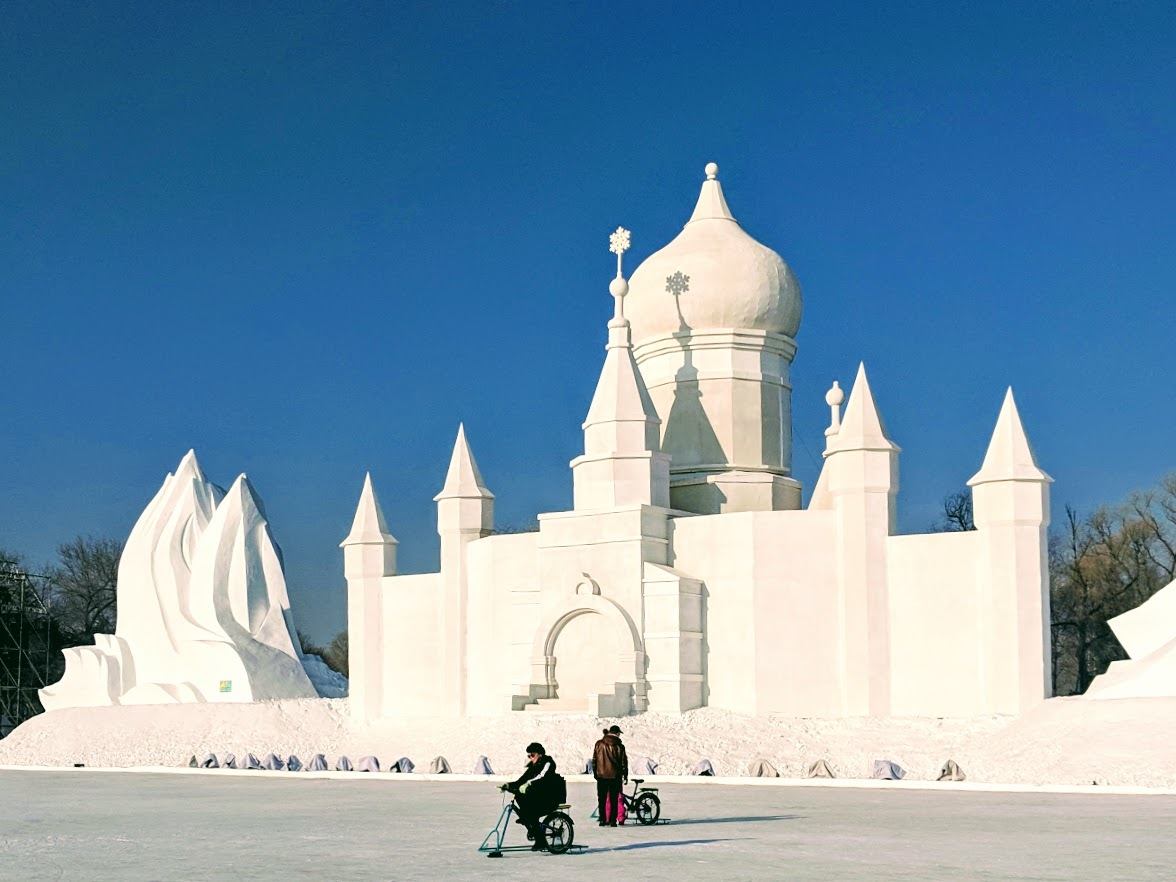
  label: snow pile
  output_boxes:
[4,696,1176,787]
[300,655,348,699]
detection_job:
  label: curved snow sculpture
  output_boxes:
[1086,578,1176,699]
[39,451,316,710]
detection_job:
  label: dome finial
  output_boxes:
[608,226,632,324]
[705,161,719,180]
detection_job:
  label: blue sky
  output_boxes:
[2,2,1174,641]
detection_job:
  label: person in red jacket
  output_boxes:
[592,725,628,826]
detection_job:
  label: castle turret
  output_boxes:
[824,363,899,715]
[571,226,671,510]
[967,388,1052,713]
[434,424,494,715]
[340,473,397,722]
[624,163,803,514]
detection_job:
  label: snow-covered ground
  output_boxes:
[3,770,1175,881]
[4,695,1176,787]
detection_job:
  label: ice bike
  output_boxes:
[478,788,577,857]
[592,778,662,825]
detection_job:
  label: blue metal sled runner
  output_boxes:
[478,790,583,857]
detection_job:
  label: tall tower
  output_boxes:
[339,473,397,722]
[571,226,672,510]
[624,163,803,514]
[968,388,1052,713]
[823,363,900,716]
[434,424,494,716]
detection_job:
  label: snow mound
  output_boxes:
[4,697,1176,787]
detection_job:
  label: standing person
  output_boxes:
[592,724,628,826]
[504,742,559,851]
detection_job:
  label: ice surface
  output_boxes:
[1,771,1174,881]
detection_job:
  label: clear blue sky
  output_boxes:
[2,2,1174,642]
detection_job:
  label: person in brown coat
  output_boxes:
[592,724,628,826]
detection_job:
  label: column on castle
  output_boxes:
[339,473,397,723]
[434,423,494,717]
[823,363,899,717]
[968,388,1053,714]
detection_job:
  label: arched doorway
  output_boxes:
[550,610,624,710]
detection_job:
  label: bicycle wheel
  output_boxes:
[633,792,661,825]
[543,811,575,854]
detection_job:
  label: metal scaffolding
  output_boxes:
[0,566,58,738]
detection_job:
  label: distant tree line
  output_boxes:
[936,473,1176,696]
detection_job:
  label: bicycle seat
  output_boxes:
[557,804,571,810]
[632,778,644,785]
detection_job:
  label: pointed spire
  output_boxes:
[434,424,494,501]
[175,448,206,482]
[341,473,398,546]
[828,363,899,453]
[967,388,1052,486]
[687,161,736,224]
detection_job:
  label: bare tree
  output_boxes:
[45,536,122,642]
[934,490,975,532]
[1049,482,1173,695]
[325,630,348,678]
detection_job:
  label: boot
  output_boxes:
[531,831,548,852]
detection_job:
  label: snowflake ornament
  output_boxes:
[666,270,690,296]
[609,226,631,255]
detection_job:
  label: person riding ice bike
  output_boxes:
[502,742,563,851]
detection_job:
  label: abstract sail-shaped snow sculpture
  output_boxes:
[1086,578,1176,699]
[39,451,316,710]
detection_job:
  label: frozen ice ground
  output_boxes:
[2,771,1174,881]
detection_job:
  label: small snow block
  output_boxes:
[471,756,494,775]
[223,753,238,769]
[357,755,381,773]
[200,754,219,769]
[306,754,329,771]
[287,755,304,772]
[335,756,353,772]
[871,759,905,780]
[244,753,263,770]
[805,759,835,779]
[582,758,594,774]
[429,756,451,774]
[392,756,414,773]
[746,758,779,777]
[937,759,965,782]
[188,755,199,768]
[630,755,658,776]
[263,753,286,771]
[691,758,715,776]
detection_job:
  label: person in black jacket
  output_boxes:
[503,742,559,850]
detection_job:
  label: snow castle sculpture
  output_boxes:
[40,451,316,709]
[343,163,1054,722]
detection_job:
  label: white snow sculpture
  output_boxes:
[244,752,263,770]
[630,756,658,776]
[39,451,317,709]
[263,753,286,771]
[690,758,715,776]
[938,759,965,781]
[223,753,238,769]
[1086,578,1176,699]
[805,759,835,778]
[335,756,353,771]
[287,755,304,772]
[356,755,381,772]
[746,758,779,777]
[392,756,414,773]
[429,756,451,774]
[307,754,329,771]
[472,756,494,774]
[871,759,905,780]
